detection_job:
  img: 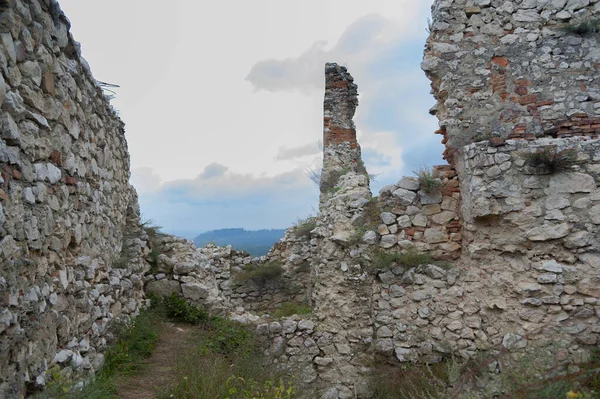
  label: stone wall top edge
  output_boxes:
[459,136,600,152]
[50,0,123,125]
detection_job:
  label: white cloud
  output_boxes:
[275,143,321,161]
[245,13,425,93]
[58,0,437,232]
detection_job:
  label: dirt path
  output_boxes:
[116,322,195,399]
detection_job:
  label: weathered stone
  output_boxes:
[362,230,377,244]
[181,283,209,301]
[397,177,420,191]
[146,279,181,297]
[538,273,558,284]
[424,227,447,244]
[379,234,397,249]
[539,260,563,273]
[549,173,596,194]
[418,190,442,205]
[0,113,20,145]
[502,333,527,350]
[298,319,315,331]
[397,215,411,228]
[393,188,417,206]
[412,213,428,227]
[380,212,396,225]
[578,278,600,298]
[431,211,455,225]
[526,223,570,241]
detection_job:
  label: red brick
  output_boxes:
[491,56,509,67]
[515,86,528,95]
[514,79,531,87]
[518,94,537,105]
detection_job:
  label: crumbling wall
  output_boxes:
[145,232,313,316]
[423,0,600,162]
[0,1,148,397]
[375,165,462,259]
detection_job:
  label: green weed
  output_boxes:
[234,262,284,287]
[414,166,442,194]
[151,292,209,325]
[294,216,317,238]
[523,147,577,174]
[559,17,600,36]
[272,301,313,318]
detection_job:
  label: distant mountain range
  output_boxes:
[193,228,286,257]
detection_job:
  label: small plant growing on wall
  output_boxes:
[523,147,577,174]
[414,166,442,194]
[294,216,317,238]
[558,16,600,36]
[234,261,284,288]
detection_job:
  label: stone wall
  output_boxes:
[423,0,600,161]
[375,165,462,259]
[0,1,148,397]
[369,136,600,375]
[146,230,313,317]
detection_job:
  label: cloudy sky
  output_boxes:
[59,0,442,238]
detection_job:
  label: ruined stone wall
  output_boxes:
[320,63,366,205]
[0,1,149,397]
[369,136,600,377]
[145,231,313,316]
[375,165,462,259]
[423,0,600,161]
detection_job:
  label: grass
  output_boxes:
[38,309,162,398]
[234,261,284,287]
[371,358,462,399]
[37,286,297,399]
[272,301,313,318]
[558,16,600,36]
[294,216,317,238]
[371,347,600,399]
[362,197,382,229]
[523,147,577,174]
[414,166,442,194]
[160,315,295,399]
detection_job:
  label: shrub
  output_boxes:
[559,17,600,36]
[234,261,284,287]
[202,317,256,356]
[273,301,313,318]
[524,147,577,174]
[414,166,442,194]
[152,292,209,325]
[294,217,317,238]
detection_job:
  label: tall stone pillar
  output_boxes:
[320,63,366,206]
[312,63,374,399]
